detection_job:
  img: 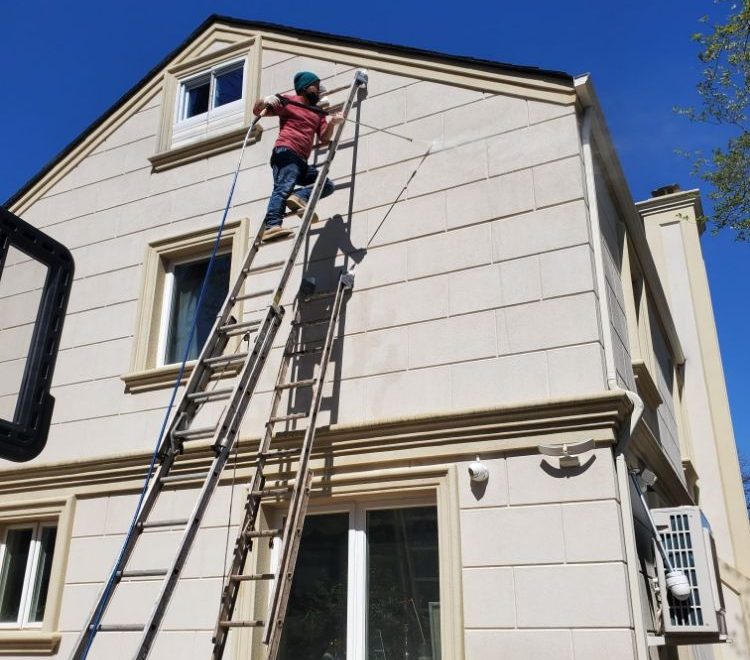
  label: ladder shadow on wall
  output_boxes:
[282,100,366,487]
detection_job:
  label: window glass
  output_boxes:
[279,513,349,660]
[185,81,210,118]
[367,507,441,660]
[214,67,243,108]
[27,527,56,623]
[0,528,33,623]
[165,253,231,364]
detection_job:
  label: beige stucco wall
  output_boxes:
[1,47,605,468]
[459,448,637,659]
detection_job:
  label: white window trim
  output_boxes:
[269,497,437,660]
[154,248,232,368]
[0,522,55,630]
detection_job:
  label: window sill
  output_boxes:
[0,631,61,655]
[149,123,262,172]
[122,360,240,394]
[632,359,663,409]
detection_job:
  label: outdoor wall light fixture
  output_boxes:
[537,438,595,468]
[467,457,489,482]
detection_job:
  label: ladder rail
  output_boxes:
[263,273,351,657]
[156,233,268,458]
[210,303,304,659]
[133,309,284,659]
[270,69,367,309]
[210,272,352,660]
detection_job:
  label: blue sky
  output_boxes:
[1,1,747,461]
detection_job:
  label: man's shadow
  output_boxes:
[282,89,368,433]
[284,213,365,425]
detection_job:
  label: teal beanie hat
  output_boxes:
[294,71,320,94]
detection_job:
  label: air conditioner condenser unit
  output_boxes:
[652,506,727,642]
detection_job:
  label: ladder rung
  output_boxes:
[229,573,275,582]
[250,486,293,497]
[172,426,215,441]
[245,260,285,275]
[118,569,168,579]
[203,352,248,368]
[302,289,337,302]
[245,528,282,539]
[268,412,308,424]
[286,345,324,357]
[95,624,144,632]
[219,619,265,628]
[187,388,233,403]
[233,288,274,302]
[220,319,261,336]
[293,317,331,327]
[161,471,210,484]
[139,518,189,530]
[276,378,316,390]
[259,447,299,459]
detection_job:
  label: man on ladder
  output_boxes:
[255,71,343,241]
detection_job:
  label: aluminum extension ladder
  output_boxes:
[72,68,368,660]
[211,268,353,659]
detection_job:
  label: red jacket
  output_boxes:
[260,94,329,160]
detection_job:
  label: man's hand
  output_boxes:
[264,95,282,109]
[329,112,345,125]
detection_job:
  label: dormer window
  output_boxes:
[172,59,246,148]
[151,40,260,171]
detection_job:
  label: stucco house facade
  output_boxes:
[0,15,748,660]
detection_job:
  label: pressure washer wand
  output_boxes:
[318,96,415,143]
[339,115,415,142]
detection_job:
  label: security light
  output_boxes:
[537,439,595,468]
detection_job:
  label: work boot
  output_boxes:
[286,194,320,223]
[262,225,293,242]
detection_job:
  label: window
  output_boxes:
[125,219,249,393]
[0,497,72,653]
[180,65,244,120]
[0,523,56,629]
[274,504,442,660]
[172,59,246,149]
[151,40,261,170]
[156,252,231,366]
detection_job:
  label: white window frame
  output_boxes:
[270,498,437,659]
[0,521,56,630]
[155,248,232,368]
[172,58,247,149]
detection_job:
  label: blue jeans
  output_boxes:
[264,147,335,227]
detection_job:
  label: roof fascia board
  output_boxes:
[575,75,685,365]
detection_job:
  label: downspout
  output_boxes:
[579,94,650,657]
